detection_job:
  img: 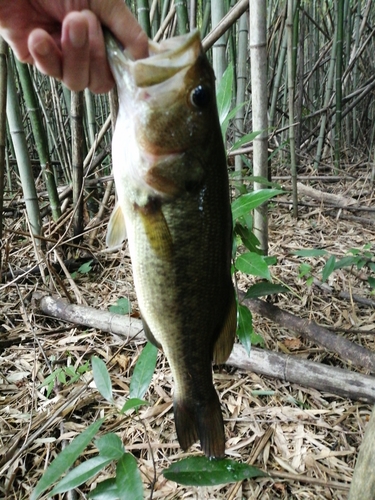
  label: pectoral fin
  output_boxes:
[136,198,173,260]
[106,203,127,248]
[213,290,237,364]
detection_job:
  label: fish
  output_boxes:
[105,29,237,458]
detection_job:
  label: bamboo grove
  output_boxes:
[1,0,375,270]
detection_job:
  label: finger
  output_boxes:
[61,12,90,91]
[90,0,149,60]
[28,29,62,79]
[81,10,114,94]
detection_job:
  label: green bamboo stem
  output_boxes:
[234,12,248,174]
[137,0,152,37]
[15,60,61,221]
[287,0,298,218]
[6,58,42,242]
[211,0,227,83]
[250,0,269,254]
[334,0,344,172]
[175,0,189,34]
[313,20,338,169]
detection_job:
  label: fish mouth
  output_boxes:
[105,29,201,87]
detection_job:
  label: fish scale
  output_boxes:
[105,29,237,458]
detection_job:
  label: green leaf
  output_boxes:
[368,276,375,289]
[235,252,271,281]
[78,260,93,274]
[322,255,336,282]
[237,304,253,356]
[92,356,113,403]
[31,418,104,500]
[216,63,233,127]
[89,478,119,499]
[51,456,112,495]
[298,263,311,278]
[292,249,328,257]
[163,457,267,486]
[244,283,288,299]
[120,398,150,414]
[221,102,245,138]
[96,434,125,460]
[306,276,314,286]
[250,332,265,347]
[230,131,261,151]
[334,256,359,270]
[231,190,283,221]
[109,297,132,315]
[116,453,143,500]
[129,343,158,400]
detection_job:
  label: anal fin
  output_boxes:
[213,289,237,364]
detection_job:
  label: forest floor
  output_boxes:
[1,157,375,499]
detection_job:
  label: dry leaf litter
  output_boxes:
[1,159,375,499]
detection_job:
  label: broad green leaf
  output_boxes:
[322,255,336,282]
[216,64,233,127]
[231,190,283,221]
[235,252,271,281]
[230,131,261,151]
[51,456,112,494]
[357,258,368,270]
[369,262,375,272]
[92,356,113,403]
[96,434,125,460]
[121,398,150,414]
[250,332,265,347]
[368,276,375,289]
[65,366,76,378]
[163,457,267,486]
[116,453,143,500]
[129,342,157,400]
[235,224,260,253]
[292,249,328,257]
[89,478,119,499]
[221,102,245,138]
[237,304,253,356]
[298,263,311,278]
[78,260,93,274]
[244,283,288,299]
[334,256,359,270]
[109,297,132,315]
[31,418,104,500]
[58,369,66,385]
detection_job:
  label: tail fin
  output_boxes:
[173,391,225,458]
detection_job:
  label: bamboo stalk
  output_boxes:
[0,36,7,273]
[249,0,269,253]
[6,57,42,243]
[71,91,84,242]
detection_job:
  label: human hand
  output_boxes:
[0,0,148,93]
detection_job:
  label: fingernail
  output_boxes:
[69,25,87,49]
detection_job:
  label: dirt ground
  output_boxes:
[1,159,375,499]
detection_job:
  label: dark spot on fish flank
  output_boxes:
[134,196,162,214]
[185,179,200,192]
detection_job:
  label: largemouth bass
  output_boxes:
[105,30,236,458]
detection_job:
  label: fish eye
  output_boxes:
[190,85,210,108]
